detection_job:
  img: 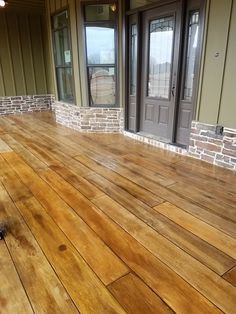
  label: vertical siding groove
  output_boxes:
[28,15,38,94]
[4,13,16,95]
[0,60,6,95]
[40,15,49,94]
[16,14,27,95]
[38,16,47,92]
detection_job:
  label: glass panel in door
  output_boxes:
[148,17,174,99]
[140,2,181,142]
[130,24,137,95]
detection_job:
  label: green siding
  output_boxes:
[198,0,232,124]
[0,8,49,97]
[218,0,236,128]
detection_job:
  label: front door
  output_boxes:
[140,2,181,142]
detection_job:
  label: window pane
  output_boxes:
[54,28,71,66]
[130,24,137,95]
[148,17,174,99]
[53,11,68,29]
[183,11,199,101]
[86,27,115,64]
[85,4,116,22]
[88,67,116,105]
[56,68,74,102]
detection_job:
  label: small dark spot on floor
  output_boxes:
[58,244,67,251]
[0,296,7,308]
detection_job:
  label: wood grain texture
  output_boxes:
[0,112,236,313]
[0,182,78,313]
[15,196,125,314]
[223,266,236,287]
[0,241,33,314]
[2,152,129,286]
[108,273,173,314]
[154,202,236,259]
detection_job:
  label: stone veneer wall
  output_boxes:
[54,101,124,133]
[0,95,55,115]
[189,121,236,170]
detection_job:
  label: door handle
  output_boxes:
[171,85,175,97]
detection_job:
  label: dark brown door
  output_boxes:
[140,2,182,142]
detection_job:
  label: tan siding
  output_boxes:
[218,0,236,128]
[56,0,62,11]
[69,0,82,105]
[61,0,68,8]
[41,14,55,95]
[7,13,27,95]
[18,14,37,94]
[0,13,16,96]
[198,0,232,124]
[45,0,58,97]
[29,15,47,94]
[0,62,6,95]
[0,6,50,97]
[50,0,57,13]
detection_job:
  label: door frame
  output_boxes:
[125,0,206,147]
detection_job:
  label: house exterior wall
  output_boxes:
[197,0,236,130]
[0,4,51,97]
[218,0,236,128]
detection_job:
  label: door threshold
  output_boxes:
[123,130,188,156]
[137,132,171,144]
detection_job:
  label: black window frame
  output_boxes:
[51,9,75,103]
[82,1,119,108]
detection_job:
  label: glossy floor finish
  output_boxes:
[0,112,236,313]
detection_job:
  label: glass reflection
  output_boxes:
[183,11,199,101]
[130,24,137,95]
[148,16,174,99]
[56,68,74,102]
[54,28,71,66]
[86,27,115,64]
[89,67,116,105]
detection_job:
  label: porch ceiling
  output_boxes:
[3,0,45,12]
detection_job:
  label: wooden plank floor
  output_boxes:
[0,112,236,314]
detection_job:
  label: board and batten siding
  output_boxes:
[0,10,50,97]
[218,0,236,128]
[197,0,236,129]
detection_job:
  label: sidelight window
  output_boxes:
[183,11,200,101]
